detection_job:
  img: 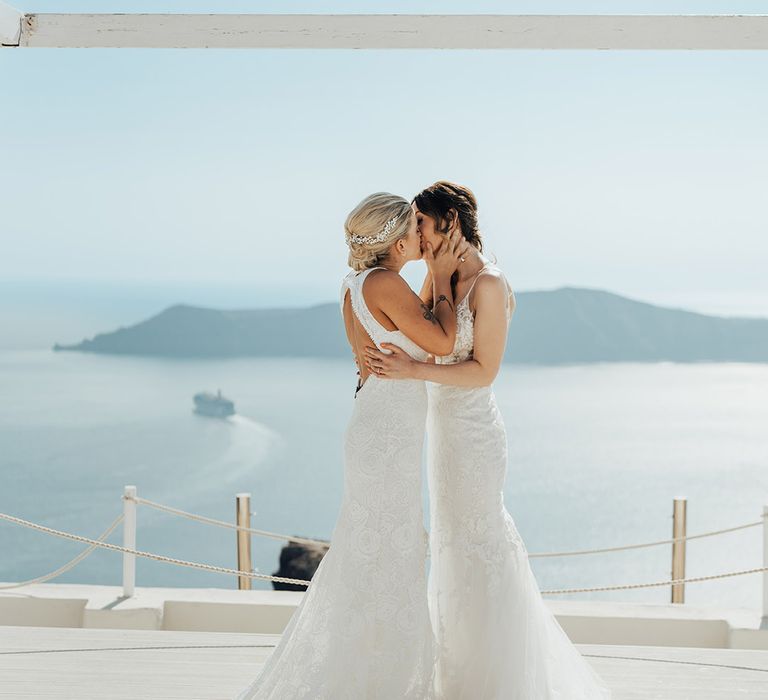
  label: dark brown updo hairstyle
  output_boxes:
[412,180,483,252]
[413,181,483,298]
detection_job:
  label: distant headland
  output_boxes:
[52,287,768,364]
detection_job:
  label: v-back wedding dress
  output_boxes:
[235,266,435,700]
[426,263,611,699]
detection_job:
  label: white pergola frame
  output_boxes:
[2,8,768,50]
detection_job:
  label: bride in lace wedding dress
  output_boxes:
[234,192,469,700]
[364,182,612,700]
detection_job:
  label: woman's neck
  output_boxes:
[379,259,404,274]
[456,249,486,282]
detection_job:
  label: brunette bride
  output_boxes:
[364,181,612,700]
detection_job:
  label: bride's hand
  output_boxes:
[363,343,416,380]
[424,226,466,280]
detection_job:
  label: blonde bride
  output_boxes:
[235,192,468,700]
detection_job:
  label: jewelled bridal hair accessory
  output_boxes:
[345,213,400,246]
[345,192,411,272]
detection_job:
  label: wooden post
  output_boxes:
[122,485,136,598]
[671,497,687,604]
[236,493,252,590]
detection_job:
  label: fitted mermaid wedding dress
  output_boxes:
[235,266,435,700]
[426,263,612,699]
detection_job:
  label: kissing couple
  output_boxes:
[236,182,611,699]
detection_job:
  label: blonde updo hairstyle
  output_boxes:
[345,192,414,272]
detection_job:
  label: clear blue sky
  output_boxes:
[2,1,767,317]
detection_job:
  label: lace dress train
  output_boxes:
[427,265,612,699]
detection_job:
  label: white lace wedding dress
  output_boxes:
[235,266,436,700]
[426,263,612,699]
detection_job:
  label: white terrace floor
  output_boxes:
[1,626,768,699]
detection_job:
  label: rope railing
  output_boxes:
[0,513,124,590]
[124,494,764,558]
[124,495,329,547]
[0,511,311,588]
[2,509,768,596]
[529,517,764,558]
[540,565,768,595]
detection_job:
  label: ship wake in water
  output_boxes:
[215,414,281,485]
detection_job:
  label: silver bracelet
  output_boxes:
[433,294,454,312]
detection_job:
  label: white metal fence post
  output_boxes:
[122,485,137,598]
[762,504,768,628]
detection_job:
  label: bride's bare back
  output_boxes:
[343,268,455,388]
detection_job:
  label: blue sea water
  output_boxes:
[0,348,766,609]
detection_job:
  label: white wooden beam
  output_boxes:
[7,13,768,50]
[0,2,22,46]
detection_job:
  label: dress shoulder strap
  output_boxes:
[463,262,514,319]
[339,270,356,313]
[340,267,389,347]
[463,261,494,304]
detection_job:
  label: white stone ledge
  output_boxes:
[2,582,766,648]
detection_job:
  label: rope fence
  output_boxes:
[0,513,124,590]
[1,507,767,596]
[540,565,768,595]
[124,495,329,547]
[528,518,764,558]
[0,511,311,588]
[123,494,765,558]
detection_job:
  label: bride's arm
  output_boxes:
[365,274,513,388]
[368,228,467,357]
[418,270,433,306]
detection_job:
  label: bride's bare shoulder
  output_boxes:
[474,267,516,314]
[475,267,509,292]
[364,268,408,293]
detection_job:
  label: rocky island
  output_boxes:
[53,287,768,364]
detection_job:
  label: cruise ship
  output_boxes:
[193,389,235,418]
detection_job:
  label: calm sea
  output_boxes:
[1,349,766,609]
